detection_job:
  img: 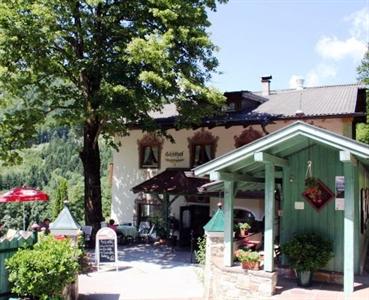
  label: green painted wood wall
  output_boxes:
[280,143,369,273]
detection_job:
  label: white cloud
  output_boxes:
[314,7,368,63]
[345,7,369,40]
[288,7,368,88]
[315,36,366,62]
[305,64,337,87]
[288,64,336,88]
[288,75,302,89]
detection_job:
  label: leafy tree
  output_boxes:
[52,176,68,219]
[357,48,369,143]
[0,0,226,232]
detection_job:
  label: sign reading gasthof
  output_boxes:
[95,227,118,271]
[164,151,184,163]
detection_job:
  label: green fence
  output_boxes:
[0,232,36,300]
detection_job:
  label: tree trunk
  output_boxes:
[80,118,103,237]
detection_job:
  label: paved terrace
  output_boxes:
[79,244,369,300]
[78,244,203,300]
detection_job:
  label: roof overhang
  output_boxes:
[131,168,209,195]
[194,121,369,177]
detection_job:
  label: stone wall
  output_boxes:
[204,232,277,300]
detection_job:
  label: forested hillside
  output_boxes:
[0,129,112,229]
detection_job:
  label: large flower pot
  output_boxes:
[242,261,260,270]
[296,270,312,287]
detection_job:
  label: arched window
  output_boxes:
[188,129,218,168]
[137,134,163,169]
[234,209,256,229]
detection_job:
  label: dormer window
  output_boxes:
[138,134,163,169]
[222,102,236,112]
[188,130,218,168]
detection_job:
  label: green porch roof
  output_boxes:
[203,208,224,232]
[194,121,369,179]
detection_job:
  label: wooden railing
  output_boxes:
[0,231,36,299]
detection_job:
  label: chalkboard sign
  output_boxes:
[95,227,118,271]
[99,239,115,263]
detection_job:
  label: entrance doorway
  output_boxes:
[179,205,210,247]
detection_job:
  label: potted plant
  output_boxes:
[238,222,251,237]
[282,232,333,287]
[236,249,260,270]
[149,216,169,244]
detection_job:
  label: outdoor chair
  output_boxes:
[243,232,263,251]
[81,225,93,243]
[138,224,156,243]
[138,221,150,232]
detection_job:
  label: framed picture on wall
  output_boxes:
[302,179,334,211]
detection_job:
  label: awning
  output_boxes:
[131,168,209,195]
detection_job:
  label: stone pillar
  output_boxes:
[203,230,277,299]
[204,231,224,300]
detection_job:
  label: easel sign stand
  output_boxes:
[95,227,118,271]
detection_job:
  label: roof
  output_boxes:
[254,83,365,117]
[131,168,209,195]
[145,84,365,128]
[50,206,80,231]
[203,208,224,232]
[194,121,369,182]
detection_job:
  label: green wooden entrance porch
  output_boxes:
[194,121,369,298]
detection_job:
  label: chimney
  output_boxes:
[261,75,272,96]
[296,77,304,90]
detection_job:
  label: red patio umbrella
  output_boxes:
[0,187,49,203]
[0,187,49,229]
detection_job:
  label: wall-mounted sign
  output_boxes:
[335,176,345,199]
[335,176,345,211]
[95,227,118,271]
[335,198,344,211]
[294,202,304,210]
[164,151,184,163]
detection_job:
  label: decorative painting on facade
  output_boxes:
[234,127,263,148]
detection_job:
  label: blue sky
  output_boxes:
[208,0,369,92]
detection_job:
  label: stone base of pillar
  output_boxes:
[204,231,277,300]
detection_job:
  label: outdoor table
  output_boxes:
[116,225,138,239]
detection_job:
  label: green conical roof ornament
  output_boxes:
[204,203,224,232]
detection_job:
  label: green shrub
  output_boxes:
[6,236,81,300]
[282,232,333,272]
[195,235,206,265]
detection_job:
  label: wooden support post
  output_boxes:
[224,180,236,267]
[264,162,275,272]
[281,166,290,247]
[343,160,355,297]
[162,193,169,234]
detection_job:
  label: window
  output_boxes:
[141,145,159,168]
[234,209,256,231]
[137,134,163,169]
[188,130,218,168]
[192,144,213,167]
